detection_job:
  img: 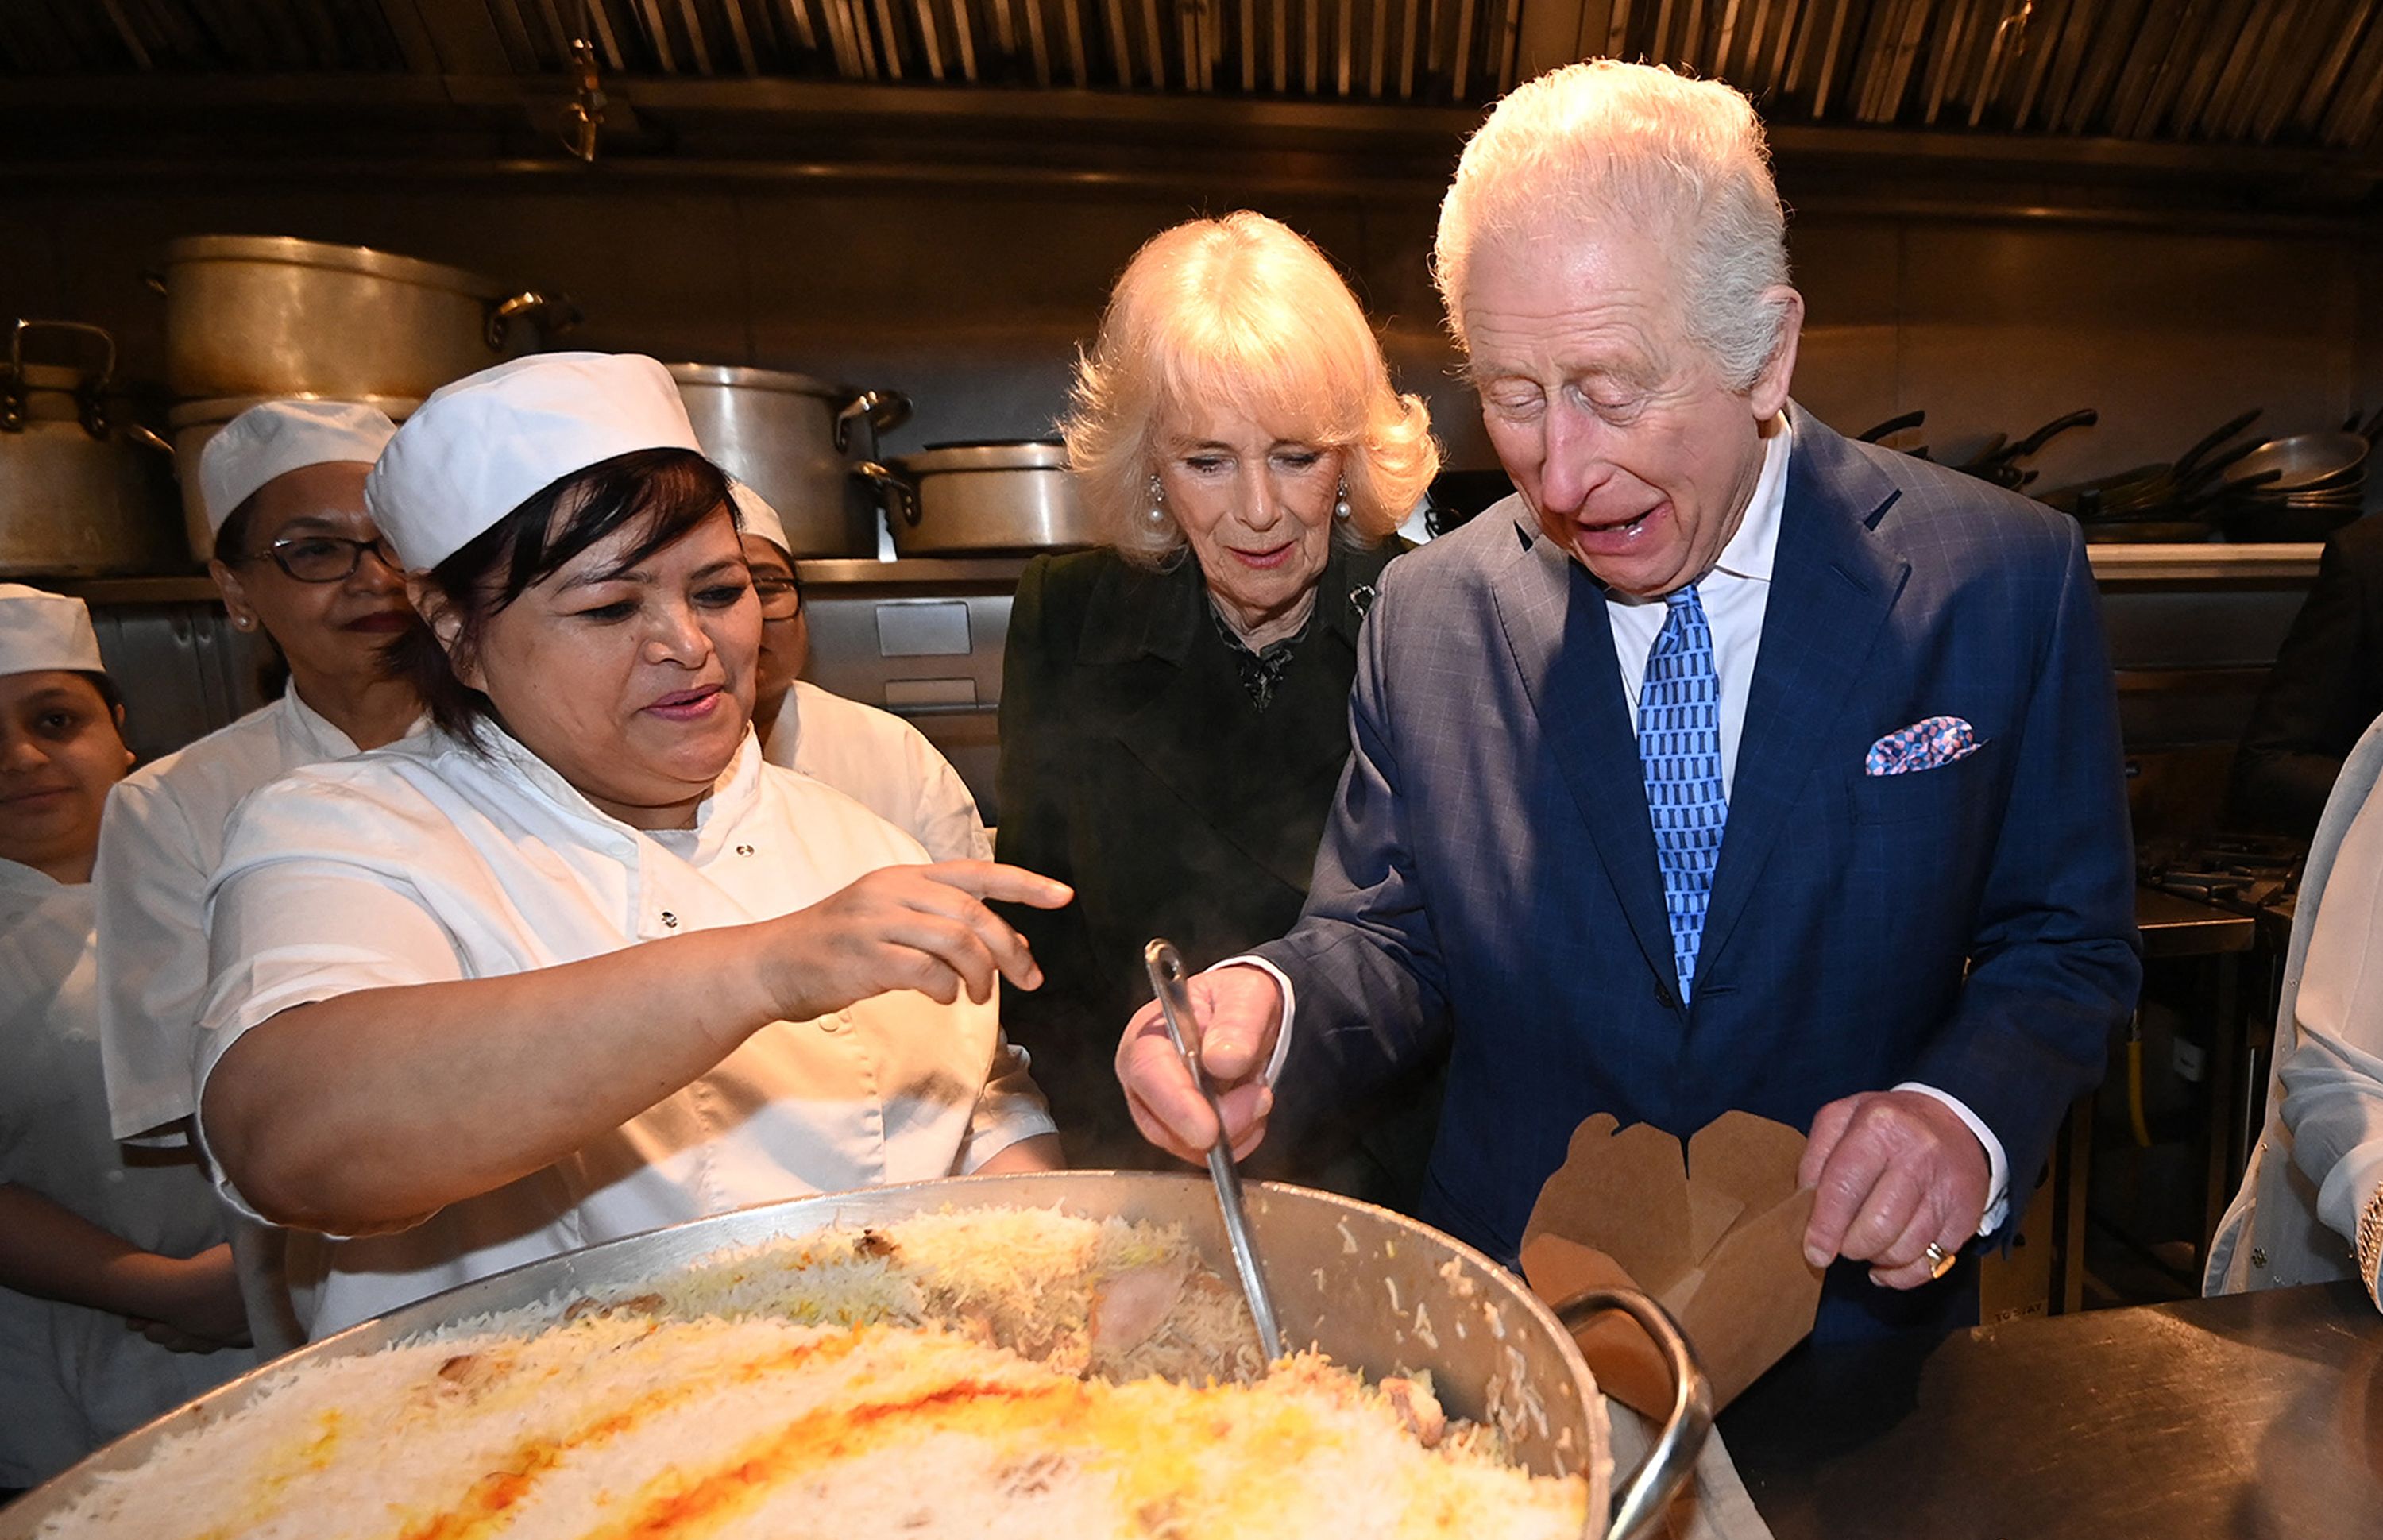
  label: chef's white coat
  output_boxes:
[95,689,413,1143]
[191,723,1052,1340]
[763,680,991,863]
[0,860,253,1488]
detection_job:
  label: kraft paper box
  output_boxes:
[1519,1110,1822,1417]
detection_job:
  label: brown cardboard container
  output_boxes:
[1520,1110,1823,1417]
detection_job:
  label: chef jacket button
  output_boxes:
[736,843,755,856]
[660,911,679,929]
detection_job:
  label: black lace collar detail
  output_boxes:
[1207,599,1311,712]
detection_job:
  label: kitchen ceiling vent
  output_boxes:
[10,1,2383,148]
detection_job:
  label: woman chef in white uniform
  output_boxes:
[0,586,252,1491]
[732,481,993,863]
[95,399,417,1350]
[193,353,1067,1340]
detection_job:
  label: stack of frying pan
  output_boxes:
[2033,409,2267,542]
[2035,408,2381,543]
[2207,410,2377,544]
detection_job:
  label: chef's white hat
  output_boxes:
[728,478,790,555]
[0,584,105,678]
[199,400,400,536]
[365,353,705,572]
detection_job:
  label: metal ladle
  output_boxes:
[1143,937,1284,1362]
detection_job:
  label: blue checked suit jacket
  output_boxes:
[1257,407,2141,1320]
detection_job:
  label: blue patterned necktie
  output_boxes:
[1638,584,1728,1005]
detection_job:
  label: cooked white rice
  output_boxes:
[29,1207,1590,1539]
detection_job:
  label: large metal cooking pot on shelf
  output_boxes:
[165,392,418,563]
[667,362,910,558]
[0,1171,1709,1540]
[865,438,1096,554]
[0,319,180,577]
[152,234,577,400]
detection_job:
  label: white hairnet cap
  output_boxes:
[0,583,104,677]
[365,353,704,572]
[728,478,790,555]
[199,400,399,535]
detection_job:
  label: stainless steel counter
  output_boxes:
[2135,886,2257,958]
[1722,1281,2383,1539]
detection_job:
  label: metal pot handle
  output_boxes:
[485,291,584,351]
[1555,1288,1713,1540]
[5,319,121,437]
[10,318,117,391]
[834,388,913,453]
[853,461,918,526]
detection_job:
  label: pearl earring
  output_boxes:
[230,614,255,631]
[1333,478,1352,520]
[1145,473,1168,528]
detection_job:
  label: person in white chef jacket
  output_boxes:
[92,399,419,1350]
[191,353,1068,1341]
[0,586,254,1492]
[732,481,994,863]
[2209,710,2383,1310]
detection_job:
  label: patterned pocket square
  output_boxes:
[1865,716,1979,776]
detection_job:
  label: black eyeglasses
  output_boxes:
[751,576,803,620]
[244,535,398,584]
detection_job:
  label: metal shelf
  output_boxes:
[2085,542,2325,585]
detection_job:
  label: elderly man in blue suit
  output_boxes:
[1115,60,2140,1334]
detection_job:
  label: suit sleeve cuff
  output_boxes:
[1896,1081,2010,1236]
[1211,955,1295,1086]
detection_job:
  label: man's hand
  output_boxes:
[1117,964,1284,1164]
[1799,1090,1991,1290]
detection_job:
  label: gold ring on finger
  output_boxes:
[1923,1241,1957,1281]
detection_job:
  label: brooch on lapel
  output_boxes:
[1348,581,1379,620]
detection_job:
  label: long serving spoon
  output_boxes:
[1142,937,1285,1362]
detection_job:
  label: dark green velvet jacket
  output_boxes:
[995,538,1440,1204]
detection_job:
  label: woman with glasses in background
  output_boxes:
[733,481,991,863]
[94,400,421,1350]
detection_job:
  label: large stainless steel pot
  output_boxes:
[0,320,180,577]
[867,438,1095,554]
[153,235,576,400]
[668,363,910,558]
[0,1172,1709,1540]
[165,393,418,562]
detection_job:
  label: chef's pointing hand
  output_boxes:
[767,860,1072,1021]
[1118,963,1282,1165]
[1799,1089,1991,1290]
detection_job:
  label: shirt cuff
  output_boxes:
[1896,1082,2010,1236]
[1209,955,1296,1086]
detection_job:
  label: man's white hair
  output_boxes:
[1433,60,1793,392]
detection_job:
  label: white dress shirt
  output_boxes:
[192,724,1052,1339]
[1247,415,2010,1235]
[0,860,251,1487]
[762,680,992,864]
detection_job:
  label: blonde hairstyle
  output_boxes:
[1063,212,1439,565]
[1432,60,1793,392]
